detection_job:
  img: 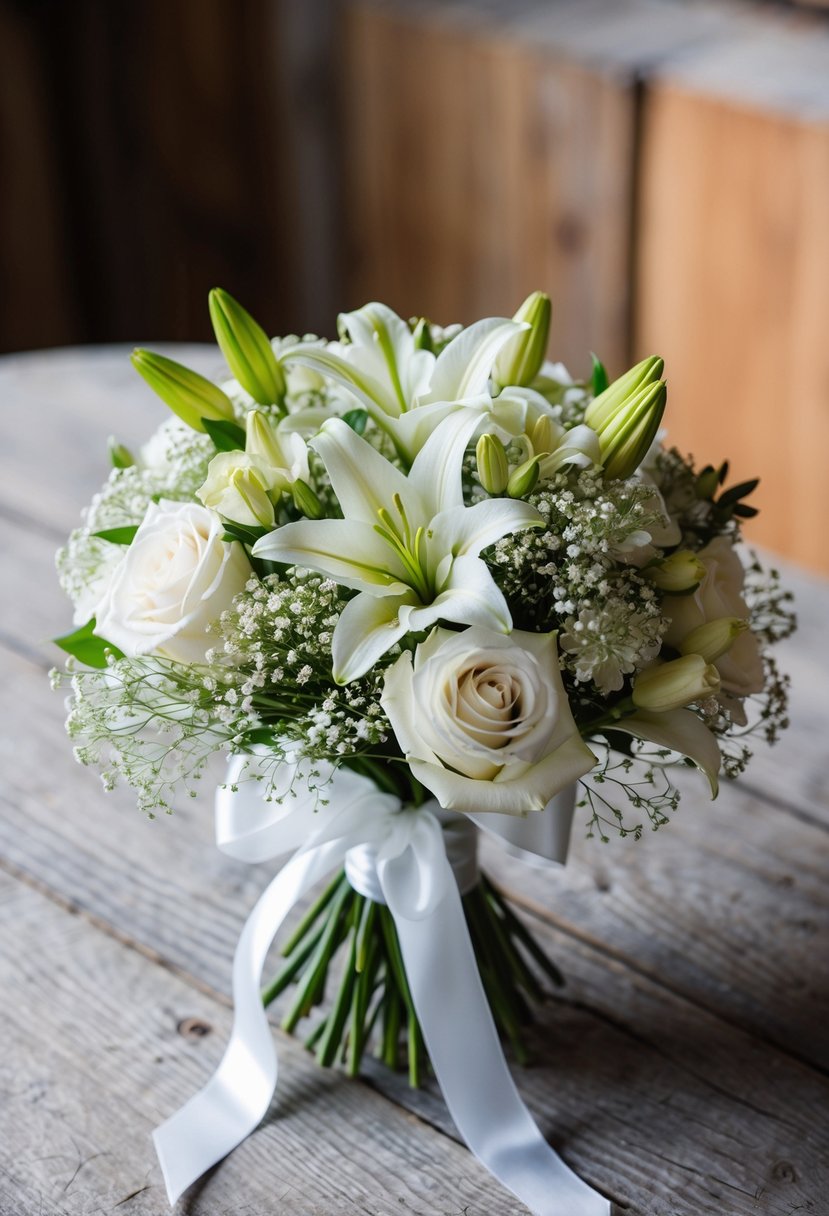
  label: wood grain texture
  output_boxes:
[340,0,637,376]
[2,345,829,1213]
[636,64,829,573]
[0,869,528,1216]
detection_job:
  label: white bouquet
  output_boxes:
[53,290,794,1212]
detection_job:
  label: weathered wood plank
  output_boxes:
[1,345,218,533]
[0,868,528,1215]
[635,19,829,574]
[3,699,829,1215]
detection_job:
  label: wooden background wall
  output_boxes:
[2,0,828,571]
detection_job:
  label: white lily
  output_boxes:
[252,411,543,682]
[478,386,600,481]
[597,708,721,797]
[280,302,526,462]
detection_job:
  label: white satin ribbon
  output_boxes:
[153,757,608,1215]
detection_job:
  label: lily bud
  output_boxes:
[231,468,275,528]
[208,288,287,408]
[476,434,509,495]
[632,655,721,713]
[598,380,667,481]
[198,452,275,528]
[507,454,541,499]
[131,349,236,431]
[493,291,551,389]
[246,409,286,469]
[647,550,706,593]
[584,355,664,431]
[679,617,748,664]
[108,438,135,469]
[530,413,556,456]
[292,478,325,519]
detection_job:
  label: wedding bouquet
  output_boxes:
[53,290,794,1211]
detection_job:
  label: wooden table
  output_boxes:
[2,345,828,1215]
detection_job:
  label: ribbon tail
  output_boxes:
[153,839,347,1204]
[380,852,610,1216]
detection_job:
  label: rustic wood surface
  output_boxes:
[1,345,828,1215]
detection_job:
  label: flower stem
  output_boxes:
[261,868,564,1084]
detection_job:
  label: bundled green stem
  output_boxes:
[261,869,563,1083]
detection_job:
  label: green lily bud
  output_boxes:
[131,349,236,431]
[632,655,721,713]
[230,468,275,528]
[598,380,667,481]
[584,355,664,431]
[530,414,556,456]
[108,438,135,469]
[476,434,509,495]
[679,617,748,664]
[507,454,541,499]
[208,288,287,408]
[246,409,285,468]
[292,478,325,520]
[695,466,720,500]
[647,550,706,593]
[493,291,551,389]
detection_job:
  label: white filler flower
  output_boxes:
[381,625,596,815]
[254,411,542,683]
[95,500,252,663]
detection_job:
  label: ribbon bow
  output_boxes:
[153,756,609,1216]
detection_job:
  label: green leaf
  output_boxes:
[590,353,608,397]
[92,525,139,545]
[342,408,368,435]
[718,477,760,507]
[53,618,124,668]
[202,417,247,452]
[221,520,269,546]
[732,503,759,519]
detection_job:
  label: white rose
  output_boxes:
[662,536,764,703]
[381,626,596,815]
[94,500,252,663]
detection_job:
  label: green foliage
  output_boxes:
[53,618,123,668]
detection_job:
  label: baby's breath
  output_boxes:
[488,468,667,699]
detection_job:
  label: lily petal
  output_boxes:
[419,317,527,405]
[601,708,721,797]
[312,418,422,524]
[253,518,409,593]
[538,424,601,479]
[332,590,414,683]
[340,302,434,408]
[427,498,543,567]
[280,344,397,419]
[408,408,482,517]
[425,554,513,633]
[392,395,490,461]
